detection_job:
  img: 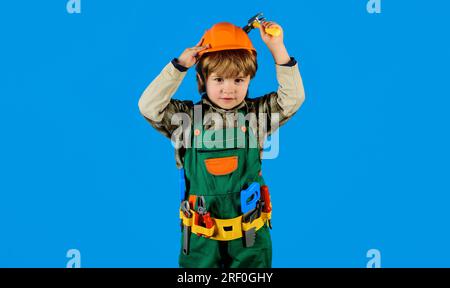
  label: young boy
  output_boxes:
[138,21,305,268]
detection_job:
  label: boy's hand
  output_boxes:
[177,40,211,69]
[259,21,291,65]
[259,21,284,50]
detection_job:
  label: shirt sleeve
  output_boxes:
[138,60,193,139]
[171,57,189,72]
[279,56,298,67]
[251,56,305,135]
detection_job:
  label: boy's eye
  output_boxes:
[213,78,244,83]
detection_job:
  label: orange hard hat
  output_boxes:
[197,22,256,57]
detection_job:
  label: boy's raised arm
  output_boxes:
[138,60,188,122]
[138,43,209,139]
[273,56,305,119]
[253,21,306,132]
[138,60,193,139]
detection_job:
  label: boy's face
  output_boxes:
[203,73,251,110]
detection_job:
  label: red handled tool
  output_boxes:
[195,196,214,237]
[261,185,272,229]
[261,185,272,213]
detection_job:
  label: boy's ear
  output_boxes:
[196,72,205,93]
[196,72,204,85]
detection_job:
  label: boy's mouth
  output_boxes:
[220,97,235,101]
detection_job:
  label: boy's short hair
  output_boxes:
[195,49,258,94]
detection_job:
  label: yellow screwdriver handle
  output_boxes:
[252,22,281,37]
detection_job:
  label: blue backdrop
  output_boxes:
[1,0,449,268]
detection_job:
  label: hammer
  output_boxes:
[242,12,281,37]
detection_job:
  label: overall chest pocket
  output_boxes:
[196,149,246,196]
[204,156,238,175]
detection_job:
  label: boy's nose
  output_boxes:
[222,90,235,96]
[222,82,236,94]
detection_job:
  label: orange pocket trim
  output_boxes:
[204,156,238,176]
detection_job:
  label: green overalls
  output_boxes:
[179,104,272,268]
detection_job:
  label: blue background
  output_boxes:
[1,0,449,268]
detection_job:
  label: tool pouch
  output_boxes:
[192,212,216,238]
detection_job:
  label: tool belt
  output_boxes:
[179,208,272,241]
